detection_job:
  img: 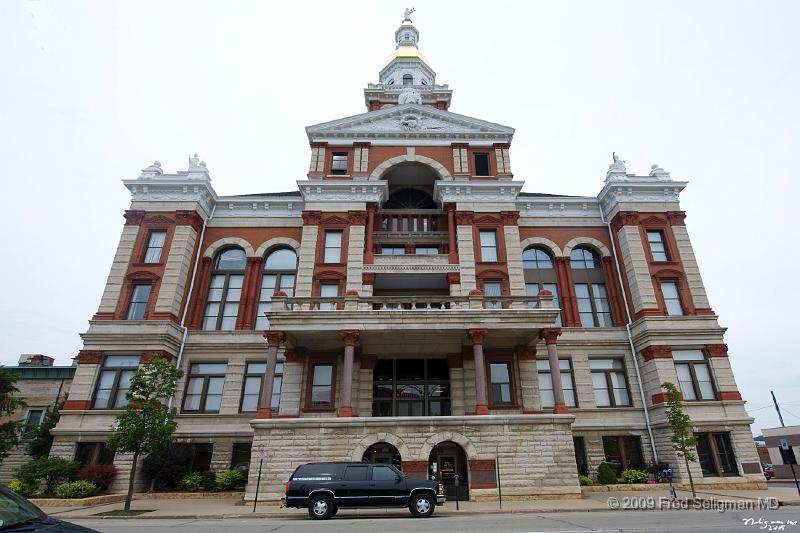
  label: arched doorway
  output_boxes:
[362,442,402,469]
[428,441,469,500]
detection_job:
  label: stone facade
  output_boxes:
[48,12,763,503]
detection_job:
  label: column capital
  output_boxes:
[500,211,520,226]
[76,350,103,364]
[467,328,489,345]
[124,210,146,225]
[610,210,640,233]
[455,211,475,225]
[301,210,322,225]
[540,328,562,345]
[641,345,673,361]
[347,210,368,225]
[706,344,729,357]
[263,331,286,348]
[175,210,204,232]
[339,329,361,346]
[666,211,687,226]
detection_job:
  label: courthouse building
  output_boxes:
[50,13,764,499]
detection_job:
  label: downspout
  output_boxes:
[168,204,216,409]
[600,207,659,464]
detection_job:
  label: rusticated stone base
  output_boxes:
[246,414,580,502]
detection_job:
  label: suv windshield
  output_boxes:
[0,487,46,530]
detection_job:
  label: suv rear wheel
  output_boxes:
[409,492,435,517]
[308,494,334,520]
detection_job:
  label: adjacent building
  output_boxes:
[49,13,764,499]
[762,426,800,480]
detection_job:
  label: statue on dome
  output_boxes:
[189,153,201,169]
[404,7,415,21]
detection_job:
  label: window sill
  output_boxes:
[131,262,165,268]
[326,174,351,179]
[302,407,336,413]
[488,404,520,410]
[650,260,680,266]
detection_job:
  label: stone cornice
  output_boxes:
[298,180,389,203]
[597,177,688,218]
[434,181,524,204]
[516,197,601,218]
[213,195,302,218]
[124,175,217,218]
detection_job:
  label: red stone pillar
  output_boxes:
[447,204,458,263]
[238,257,263,330]
[467,328,490,415]
[257,331,285,419]
[188,257,213,329]
[602,256,625,326]
[338,330,360,417]
[365,204,376,264]
[540,328,568,413]
[554,257,577,327]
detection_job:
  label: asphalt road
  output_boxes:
[67,508,800,533]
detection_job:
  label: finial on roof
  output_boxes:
[404,7,415,21]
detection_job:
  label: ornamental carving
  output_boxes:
[454,211,474,225]
[339,329,361,346]
[500,211,520,226]
[466,328,489,345]
[667,211,687,226]
[641,345,673,361]
[124,210,146,225]
[347,210,368,225]
[610,211,640,233]
[539,328,562,345]
[76,350,103,364]
[263,331,286,348]
[446,272,461,285]
[301,210,322,225]
[175,210,204,232]
[362,273,376,285]
[706,344,729,357]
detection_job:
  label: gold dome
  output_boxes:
[383,44,431,69]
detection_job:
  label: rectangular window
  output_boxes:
[93,355,141,409]
[126,284,151,320]
[537,359,576,408]
[483,281,503,309]
[230,443,252,470]
[74,442,115,466]
[661,281,684,316]
[696,432,738,476]
[319,282,339,310]
[575,283,611,327]
[202,274,244,331]
[323,231,343,263]
[22,409,45,439]
[240,361,284,412]
[602,436,644,475]
[673,350,715,401]
[372,359,450,417]
[415,246,438,255]
[489,361,513,405]
[182,363,227,414]
[473,153,490,176]
[590,358,631,407]
[330,152,348,175]
[526,282,562,326]
[479,230,498,262]
[309,363,334,408]
[255,273,295,330]
[647,230,669,261]
[381,246,405,255]
[143,230,167,263]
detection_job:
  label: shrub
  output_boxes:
[176,471,203,491]
[621,468,648,484]
[578,475,593,486]
[597,462,617,485]
[142,443,193,489]
[17,457,79,496]
[55,480,98,499]
[200,471,216,491]
[216,470,246,491]
[77,464,118,491]
[7,479,38,497]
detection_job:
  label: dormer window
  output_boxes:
[473,153,490,176]
[331,153,348,175]
[403,74,413,86]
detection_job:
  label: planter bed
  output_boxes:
[29,494,126,507]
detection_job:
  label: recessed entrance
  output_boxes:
[362,442,402,469]
[372,359,451,416]
[428,441,469,500]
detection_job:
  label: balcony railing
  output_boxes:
[268,293,555,312]
[378,209,444,234]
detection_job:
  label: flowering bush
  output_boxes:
[620,468,648,484]
[7,479,37,497]
[55,480,98,499]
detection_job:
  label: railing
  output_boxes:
[378,209,444,234]
[268,293,554,312]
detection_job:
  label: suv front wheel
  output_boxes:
[409,492,435,517]
[308,494,335,520]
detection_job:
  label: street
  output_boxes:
[68,508,800,533]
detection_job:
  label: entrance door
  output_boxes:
[429,441,469,500]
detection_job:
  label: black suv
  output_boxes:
[282,462,446,519]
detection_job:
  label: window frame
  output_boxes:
[255,248,297,330]
[570,247,612,327]
[92,355,141,410]
[589,358,632,408]
[181,362,228,414]
[660,280,685,316]
[479,229,499,262]
[486,358,517,408]
[22,408,45,439]
[142,229,168,264]
[74,442,115,466]
[536,358,577,408]
[472,152,491,176]
[602,435,644,475]
[646,230,670,262]
[673,350,716,401]
[695,432,739,477]
[125,283,153,320]
[202,248,246,331]
[304,359,337,412]
[330,152,349,175]
[323,230,344,264]
[239,360,284,413]
[371,359,451,417]
[522,247,563,326]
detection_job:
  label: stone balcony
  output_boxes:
[364,252,458,274]
[265,293,559,353]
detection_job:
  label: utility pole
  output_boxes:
[771,390,786,427]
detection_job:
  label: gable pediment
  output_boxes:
[306,104,514,143]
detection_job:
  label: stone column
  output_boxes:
[364,204,376,264]
[467,328,489,415]
[338,330,360,417]
[257,331,285,419]
[601,256,625,326]
[554,257,579,327]
[447,204,457,263]
[540,328,568,413]
[188,257,212,329]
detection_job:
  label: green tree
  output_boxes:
[27,401,63,459]
[107,355,183,511]
[662,381,698,498]
[0,368,26,465]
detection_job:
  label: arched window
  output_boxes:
[570,247,611,327]
[255,248,297,330]
[202,247,246,331]
[522,247,561,326]
[402,73,413,86]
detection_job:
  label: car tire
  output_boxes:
[331,506,338,517]
[308,494,335,520]
[409,492,435,518]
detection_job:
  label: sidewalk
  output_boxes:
[40,486,800,520]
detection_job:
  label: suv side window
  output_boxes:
[371,465,397,481]
[344,466,368,481]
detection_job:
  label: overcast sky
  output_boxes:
[1,1,798,435]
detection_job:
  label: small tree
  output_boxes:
[662,381,698,498]
[107,355,182,511]
[0,368,26,465]
[27,401,63,459]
